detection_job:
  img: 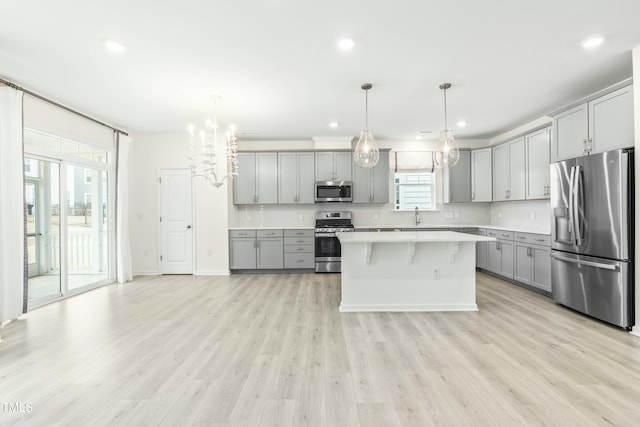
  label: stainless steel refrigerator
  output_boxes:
[550,148,634,329]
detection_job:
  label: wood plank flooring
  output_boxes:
[1,272,639,426]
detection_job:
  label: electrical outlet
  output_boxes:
[373,213,378,220]
[433,269,440,280]
[497,212,502,219]
[298,213,304,220]
[247,214,252,221]
[530,211,536,220]
[454,211,460,219]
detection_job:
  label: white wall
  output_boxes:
[129,133,229,275]
[632,45,640,337]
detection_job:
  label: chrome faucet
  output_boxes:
[414,206,421,226]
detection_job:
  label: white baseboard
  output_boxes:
[194,270,230,276]
[339,303,478,312]
[133,270,159,276]
[630,326,640,338]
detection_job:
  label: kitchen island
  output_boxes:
[336,231,496,312]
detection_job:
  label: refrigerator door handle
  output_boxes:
[568,166,576,237]
[573,165,583,246]
[551,253,617,271]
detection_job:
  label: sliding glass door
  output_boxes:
[24,157,62,303]
[24,129,114,309]
[66,165,109,290]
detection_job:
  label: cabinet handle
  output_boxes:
[497,242,501,250]
[582,139,588,154]
[266,232,274,236]
[253,240,257,248]
[502,234,510,238]
[535,238,545,242]
[472,192,475,201]
[296,232,304,235]
[517,236,525,239]
[296,259,304,263]
[297,248,304,251]
[588,138,593,152]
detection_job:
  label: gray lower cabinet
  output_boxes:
[257,229,284,269]
[353,151,389,203]
[229,229,257,269]
[476,228,487,269]
[486,229,514,278]
[513,232,551,292]
[283,229,314,268]
[230,229,314,270]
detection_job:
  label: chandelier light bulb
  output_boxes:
[353,83,380,168]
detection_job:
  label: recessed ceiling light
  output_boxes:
[582,35,604,49]
[329,122,339,128]
[104,39,126,53]
[456,121,467,127]
[337,38,355,51]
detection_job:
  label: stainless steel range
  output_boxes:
[314,211,354,273]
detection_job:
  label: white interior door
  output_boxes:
[159,168,193,274]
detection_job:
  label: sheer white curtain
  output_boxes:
[116,134,133,283]
[0,86,25,326]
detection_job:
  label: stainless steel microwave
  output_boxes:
[315,181,352,203]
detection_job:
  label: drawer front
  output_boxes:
[256,229,284,238]
[515,232,551,246]
[284,229,314,238]
[284,252,315,268]
[477,228,487,236]
[284,237,314,246]
[487,229,513,240]
[284,244,314,253]
[229,229,256,238]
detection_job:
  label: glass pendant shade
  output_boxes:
[434,129,460,168]
[354,129,379,168]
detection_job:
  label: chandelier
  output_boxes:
[188,96,238,188]
[433,82,460,168]
[353,83,380,168]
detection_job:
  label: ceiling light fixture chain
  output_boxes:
[188,96,239,188]
[434,82,460,168]
[353,83,380,169]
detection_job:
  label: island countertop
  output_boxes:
[336,230,496,244]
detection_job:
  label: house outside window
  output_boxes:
[394,171,436,211]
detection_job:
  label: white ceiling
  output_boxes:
[2,0,640,142]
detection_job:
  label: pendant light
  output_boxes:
[353,83,380,168]
[434,83,460,168]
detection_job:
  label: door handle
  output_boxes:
[186,225,192,229]
[573,165,583,246]
[551,253,617,270]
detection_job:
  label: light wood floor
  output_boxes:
[1,272,639,426]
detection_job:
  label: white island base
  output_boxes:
[336,231,496,312]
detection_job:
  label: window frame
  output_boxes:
[393,170,437,211]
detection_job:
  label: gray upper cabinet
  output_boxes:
[552,83,634,162]
[278,152,315,204]
[492,137,525,202]
[443,150,471,203]
[471,148,492,202]
[315,151,352,182]
[233,153,278,204]
[353,151,389,203]
[525,127,551,199]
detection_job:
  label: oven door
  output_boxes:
[315,232,341,261]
